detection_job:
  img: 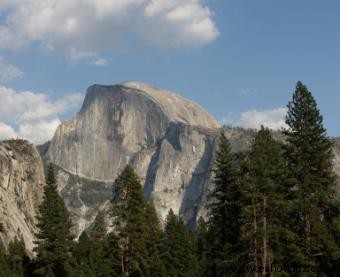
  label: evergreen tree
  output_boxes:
[0,237,12,277]
[195,217,209,276]
[33,164,74,277]
[161,209,198,277]
[145,201,166,277]
[89,211,107,275]
[88,210,120,276]
[284,81,340,273]
[73,231,95,277]
[241,127,296,271]
[206,132,242,275]
[7,235,30,276]
[102,231,122,276]
[111,165,149,276]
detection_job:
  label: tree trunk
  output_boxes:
[304,212,311,258]
[262,196,268,272]
[253,198,258,277]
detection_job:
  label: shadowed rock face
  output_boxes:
[47,82,221,234]
[0,140,45,254]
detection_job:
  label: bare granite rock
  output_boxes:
[0,140,45,254]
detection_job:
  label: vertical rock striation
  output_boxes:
[0,140,45,253]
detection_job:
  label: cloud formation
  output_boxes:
[222,107,287,130]
[0,58,23,82]
[0,86,83,144]
[0,0,219,61]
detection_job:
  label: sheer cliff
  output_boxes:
[0,140,45,253]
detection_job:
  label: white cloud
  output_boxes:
[222,107,288,130]
[92,58,108,67]
[0,58,23,82]
[0,86,83,144]
[240,88,257,96]
[0,122,17,140]
[0,0,219,61]
[18,119,61,144]
[67,47,108,66]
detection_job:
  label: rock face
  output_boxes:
[333,138,340,195]
[47,82,221,234]
[0,140,45,253]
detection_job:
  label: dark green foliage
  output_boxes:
[111,165,150,276]
[79,181,112,206]
[33,164,74,276]
[101,232,121,276]
[72,231,95,276]
[0,239,12,277]
[73,213,122,276]
[89,211,118,276]
[206,132,242,275]
[7,236,30,276]
[195,217,209,275]
[161,209,198,277]
[284,81,340,273]
[240,127,296,270]
[145,201,167,277]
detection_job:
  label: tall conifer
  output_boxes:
[7,235,29,276]
[34,164,74,276]
[241,127,296,270]
[161,209,198,277]
[111,165,149,276]
[284,81,340,273]
[206,132,242,274]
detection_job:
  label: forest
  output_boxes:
[1,81,339,276]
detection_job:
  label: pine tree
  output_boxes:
[111,165,149,276]
[161,209,198,277]
[7,235,30,276]
[145,201,166,277]
[241,127,296,271]
[284,81,340,273]
[195,217,209,276]
[89,211,107,274]
[33,164,74,277]
[102,232,122,276]
[206,132,242,274]
[87,210,118,276]
[73,231,95,277]
[0,238,12,277]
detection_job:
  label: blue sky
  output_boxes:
[0,0,339,143]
